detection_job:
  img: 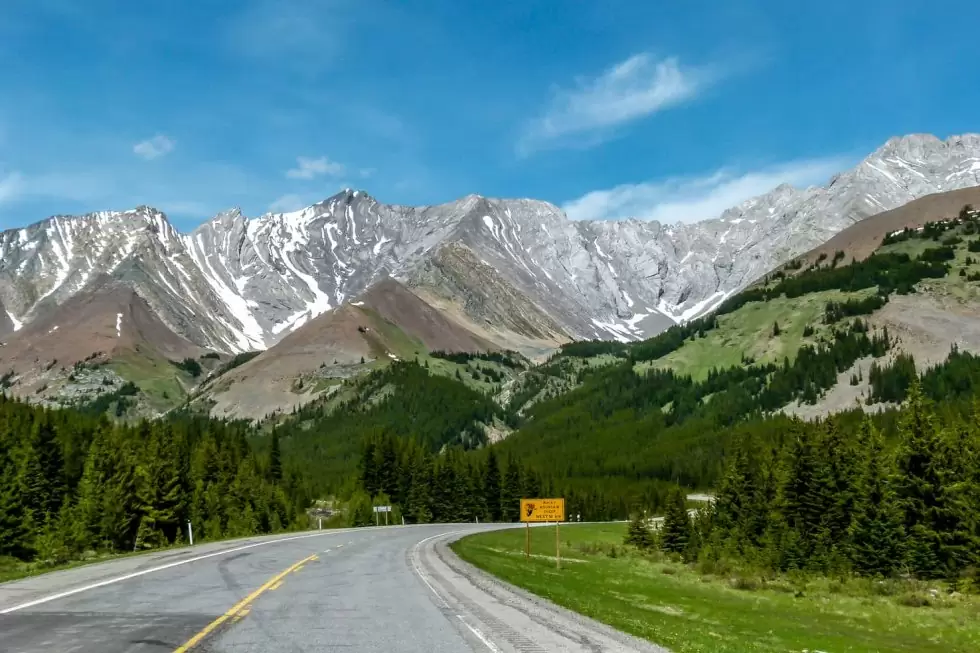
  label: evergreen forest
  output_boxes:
[2,207,980,586]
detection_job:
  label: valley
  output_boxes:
[2,133,980,653]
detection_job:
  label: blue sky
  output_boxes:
[1,0,978,231]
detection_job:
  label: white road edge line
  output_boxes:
[410,530,501,653]
[0,528,360,614]
[410,531,459,608]
[458,617,503,653]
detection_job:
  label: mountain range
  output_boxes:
[1,133,979,416]
[3,133,980,356]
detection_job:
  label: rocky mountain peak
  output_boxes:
[1,133,978,354]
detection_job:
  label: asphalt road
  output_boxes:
[0,524,666,653]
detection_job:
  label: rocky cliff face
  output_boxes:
[1,133,978,352]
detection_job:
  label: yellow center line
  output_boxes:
[231,606,250,624]
[173,553,318,652]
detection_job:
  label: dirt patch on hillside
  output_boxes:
[782,355,893,420]
[783,293,980,420]
[871,293,980,365]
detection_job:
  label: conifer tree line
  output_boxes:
[350,432,650,524]
[0,395,308,564]
[352,433,542,525]
[689,383,980,580]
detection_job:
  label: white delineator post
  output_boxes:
[187,521,194,546]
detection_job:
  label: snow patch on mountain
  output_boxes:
[0,134,978,353]
[6,311,22,332]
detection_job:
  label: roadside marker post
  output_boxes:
[187,520,194,546]
[519,498,565,569]
[556,521,560,570]
[373,505,391,527]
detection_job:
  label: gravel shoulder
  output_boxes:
[417,528,669,653]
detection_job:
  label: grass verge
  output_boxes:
[452,523,980,653]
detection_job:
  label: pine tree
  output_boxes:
[0,444,31,559]
[461,462,484,522]
[378,435,398,499]
[500,457,523,522]
[72,429,111,552]
[660,486,692,555]
[822,420,859,547]
[135,426,185,546]
[100,440,140,551]
[21,416,66,522]
[893,383,949,577]
[134,514,166,550]
[34,500,74,564]
[712,434,766,550]
[406,452,433,523]
[431,460,457,522]
[938,414,980,575]
[847,418,905,576]
[268,430,282,483]
[522,469,542,500]
[359,440,379,497]
[778,422,835,567]
[624,511,653,549]
[483,449,502,521]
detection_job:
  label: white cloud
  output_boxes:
[286,155,345,179]
[520,54,713,154]
[133,134,175,160]
[562,157,848,224]
[0,171,24,204]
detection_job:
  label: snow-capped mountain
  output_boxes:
[1,133,979,352]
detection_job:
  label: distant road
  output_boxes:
[0,524,664,652]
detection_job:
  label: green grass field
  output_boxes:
[636,289,875,381]
[107,350,191,414]
[877,229,980,304]
[452,523,980,653]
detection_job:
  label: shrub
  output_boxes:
[728,575,761,591]
[897,592,931,608]
[172,357,202,377]
[624,512,654,549]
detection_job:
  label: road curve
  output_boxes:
[0,524,665,653]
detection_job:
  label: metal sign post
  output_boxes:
[373,505,392,527]
[525,522,530,559]
[556,521,560,570]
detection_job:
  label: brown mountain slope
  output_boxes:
[358,277,497,353]
[408,242,571,358]
[0,278,204,398]
[796,186,980,266]
[0,298,12,339]
[201,277,496,419]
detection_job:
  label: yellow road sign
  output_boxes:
[520,498,565,522]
